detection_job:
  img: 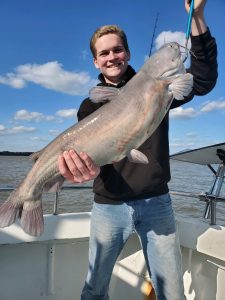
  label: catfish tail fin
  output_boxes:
[0,189,44,237]
[21,200,44,236]
[0,197,23,228]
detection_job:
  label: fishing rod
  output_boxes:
[183,0,195,62]
[149,13,159,57]
[149,2,194,61]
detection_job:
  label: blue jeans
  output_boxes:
[81,193,185,300]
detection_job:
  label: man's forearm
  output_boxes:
[191,10,207,36]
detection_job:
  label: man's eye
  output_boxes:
[114,48,123,53]
[99,51,108,56]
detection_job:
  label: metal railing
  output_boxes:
[0,164,225,225]
[0,185,92,215]
[53,185,92,215]
[170,162,225,225]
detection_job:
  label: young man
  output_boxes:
[58,0,217,299]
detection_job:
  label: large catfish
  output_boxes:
[0,42,193,236]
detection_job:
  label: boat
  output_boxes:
[0,142,225,300]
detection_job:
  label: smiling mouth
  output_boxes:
[107,63,121,68]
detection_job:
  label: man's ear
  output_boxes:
[94,57,100,69]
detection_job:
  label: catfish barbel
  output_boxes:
[0,42,193,236]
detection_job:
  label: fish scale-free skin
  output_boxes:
[0,43,193,236]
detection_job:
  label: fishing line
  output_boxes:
[178,43,197,60]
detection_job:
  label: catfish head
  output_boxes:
[143,42,186,80]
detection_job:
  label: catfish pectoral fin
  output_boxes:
[21,200,44,236]
[128,149,149,164]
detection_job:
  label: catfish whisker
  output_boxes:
[174,42,197,62]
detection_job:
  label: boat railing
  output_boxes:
[52,185,92,215]
[0,185,92,216]
[171,162,225,225]
[170,190,225,221]
[0,181,225,225]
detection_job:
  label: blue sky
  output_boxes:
[0,0,224,154]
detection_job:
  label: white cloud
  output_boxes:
[0,125,36,135]
[155,31,190,50]
[14,109,55,122]
[13,109,55,122]
[169,137,222,155]
[0,75,26,88]
[201,100,225,113]
[81,50,88,60]
[170,141,195,149]
[186,132,198,139]
[154,31,191,63]
[0,61,98,95]
[169,100,225,121]
[169,107,197,119]
[0,125,7,135]
[56,108,77,118]
[30,136,48,142]
[49,129,61,136]
[8,126,36,134]
[0,124,6,131]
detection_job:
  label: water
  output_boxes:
[0,156,225,225]
[0,156,93,214]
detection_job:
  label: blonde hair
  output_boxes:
[90,25,130,58]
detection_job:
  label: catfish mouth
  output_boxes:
[156,42,186,79]
[160,59,186,79]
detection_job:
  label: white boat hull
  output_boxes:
[0,212,225,300]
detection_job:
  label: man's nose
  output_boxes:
[108,51,117,60]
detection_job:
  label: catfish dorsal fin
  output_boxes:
[30,150,44,162]
[89,86,121,103]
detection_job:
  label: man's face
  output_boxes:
[94,33,130,85]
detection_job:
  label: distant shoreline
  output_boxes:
[0,151,33,156]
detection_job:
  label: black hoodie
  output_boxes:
[77,29,218,204]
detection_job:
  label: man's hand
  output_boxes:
[58,150,100,183]
[185,0,207,36]
[185,0,206,14]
